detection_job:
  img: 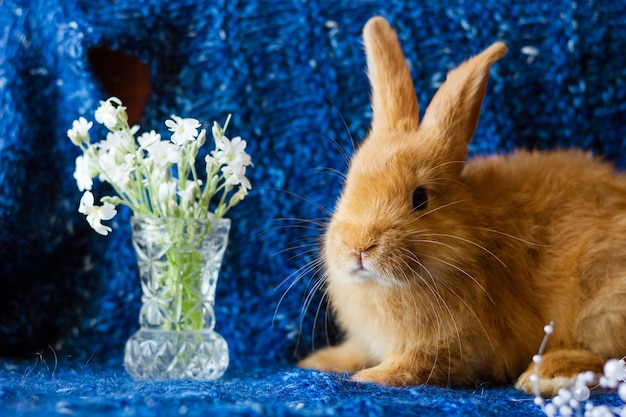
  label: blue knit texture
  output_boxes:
[1,0,625,415]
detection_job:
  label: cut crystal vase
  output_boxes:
[123,216,230,380]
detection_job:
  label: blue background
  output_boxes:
[1,0,625,415]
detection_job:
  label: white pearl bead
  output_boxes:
[544,403,556,417]
[581,371,596,384]
[591,405,611,417]
[605,359,624,380]
[619,382,626,403]
[552,395,565,407]
[573,385,590,402]
[558,388,572,402]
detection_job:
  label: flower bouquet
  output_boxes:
[68,97,252,380]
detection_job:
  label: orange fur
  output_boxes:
[297,16,626,396]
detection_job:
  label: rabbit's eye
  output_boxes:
[412,186,428,211]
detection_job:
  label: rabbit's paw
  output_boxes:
[515,368,575,397]
[351,365,416,387]
[297,340,371,374]
[515,349,605,397]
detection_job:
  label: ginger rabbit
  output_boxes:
[297,16,626,396]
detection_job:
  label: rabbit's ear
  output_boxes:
[421,42,507,151]
[363,17,419,133]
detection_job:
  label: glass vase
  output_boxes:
[123,216,230,380]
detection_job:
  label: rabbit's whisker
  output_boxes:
[308,166,347,182]
[459,225,548,247]
[412,199,466,218]
[305,274,331,350]
[417,232,507,268]
[394,250,463,383]
[418,252,495,354]
[404,243,495,305]
[292,124,351,172]
[324,93,357,155]
[273,257,322,321]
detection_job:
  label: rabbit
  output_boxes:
[296,16,626,396]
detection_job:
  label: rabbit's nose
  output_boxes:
[355,243,378,256]
[353,244,378,267]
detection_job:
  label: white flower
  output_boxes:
[212,121,224,140]
[157,180,178,214]
[222,163,251,190]
[165,115,201,145]
[99,130,128,158]
[230,186,248,205]
[178,181,200,213]
[94,97,128,131]
[207,173,220,191]
[97,148,132,187]
[73,155,94,191]
[213,135,252,191]
[138,130,161,149]
[146,140,181,167]
[67,117,93,146]
[213,136,252,168]
[68,99,252,227]
[196,128,207,147]
[145,160,169,188]
[109,154,136,189]
[78,191,117,235]
[95,130,138,187]
[96,151,115,184]
[205,154,219,173]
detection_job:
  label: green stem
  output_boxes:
[160,219,207,331]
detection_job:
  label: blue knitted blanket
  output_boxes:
[1,0,625,415]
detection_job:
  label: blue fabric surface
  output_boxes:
[1,0,625,415]
[0,362,549,416]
